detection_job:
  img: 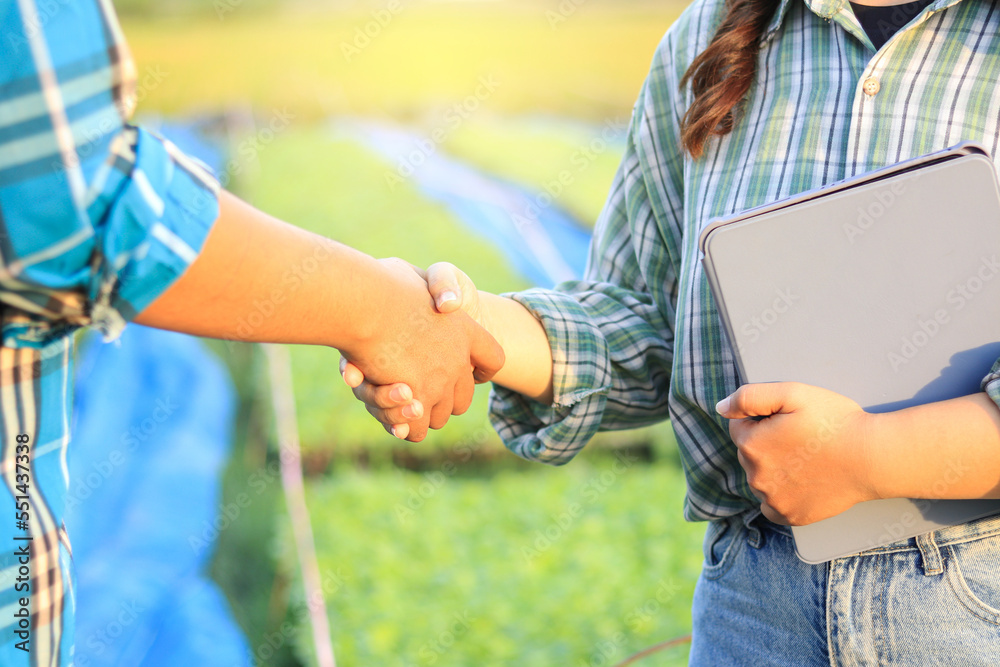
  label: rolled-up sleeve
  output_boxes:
[489,288,615,465]
[87,127,219,337]
[0,0,218,348]
[0,127,219,349]
[982,360,1000,411]
[489,71,686,465]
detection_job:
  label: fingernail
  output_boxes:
[436,291,458,308]
[391,426,400,438]
[403,401,423,420]
[390,386,412,403]
[715,396,731,415]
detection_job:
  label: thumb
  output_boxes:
[339,355,365,389]
[716,382,798,420]
[427,262,473,313]
[466,318,505,383]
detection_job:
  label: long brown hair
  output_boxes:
[680,0,781,158]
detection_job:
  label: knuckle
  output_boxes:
[762,504,783,524]
[731,387,752,413]
[748,382,770,405]
[728,420,743,442]
[780,382,802,405]
[377,387,398,408]
[747,471,770,497]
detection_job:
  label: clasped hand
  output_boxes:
[341,259,492,442]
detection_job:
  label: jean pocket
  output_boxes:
[945,534,1000,626]
[701,516,745,581]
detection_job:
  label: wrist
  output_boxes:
[858,410,908,501]
[329,258,417,360]
[474,291,503,349]
[480,293,554,403]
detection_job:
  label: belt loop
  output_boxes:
[743,509,764,549]
[916,532,944,576]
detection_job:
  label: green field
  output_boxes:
[122,2,706,665]
[294,456,703,666]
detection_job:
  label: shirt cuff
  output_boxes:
[488,288,612,465]
[981,358,1000,411]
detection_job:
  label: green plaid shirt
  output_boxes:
[490,0,1000,521]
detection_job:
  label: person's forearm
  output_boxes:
[136,190,399,357]
[869,392,1000,500]
[477,292,554,404]
[137,190,505,441]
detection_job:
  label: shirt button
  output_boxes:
[863,77,881,96]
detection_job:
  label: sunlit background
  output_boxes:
[72,0,708,665]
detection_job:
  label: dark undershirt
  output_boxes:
[849,0,936,50]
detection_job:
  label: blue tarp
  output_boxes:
[65,325,249,666]
[332,119,594,288]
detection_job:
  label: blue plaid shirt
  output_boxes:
[0,1,219,663]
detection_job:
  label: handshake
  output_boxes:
[338,258,505,442]
[137,192,552,438]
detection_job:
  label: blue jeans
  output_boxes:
[689,510,1000,665]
